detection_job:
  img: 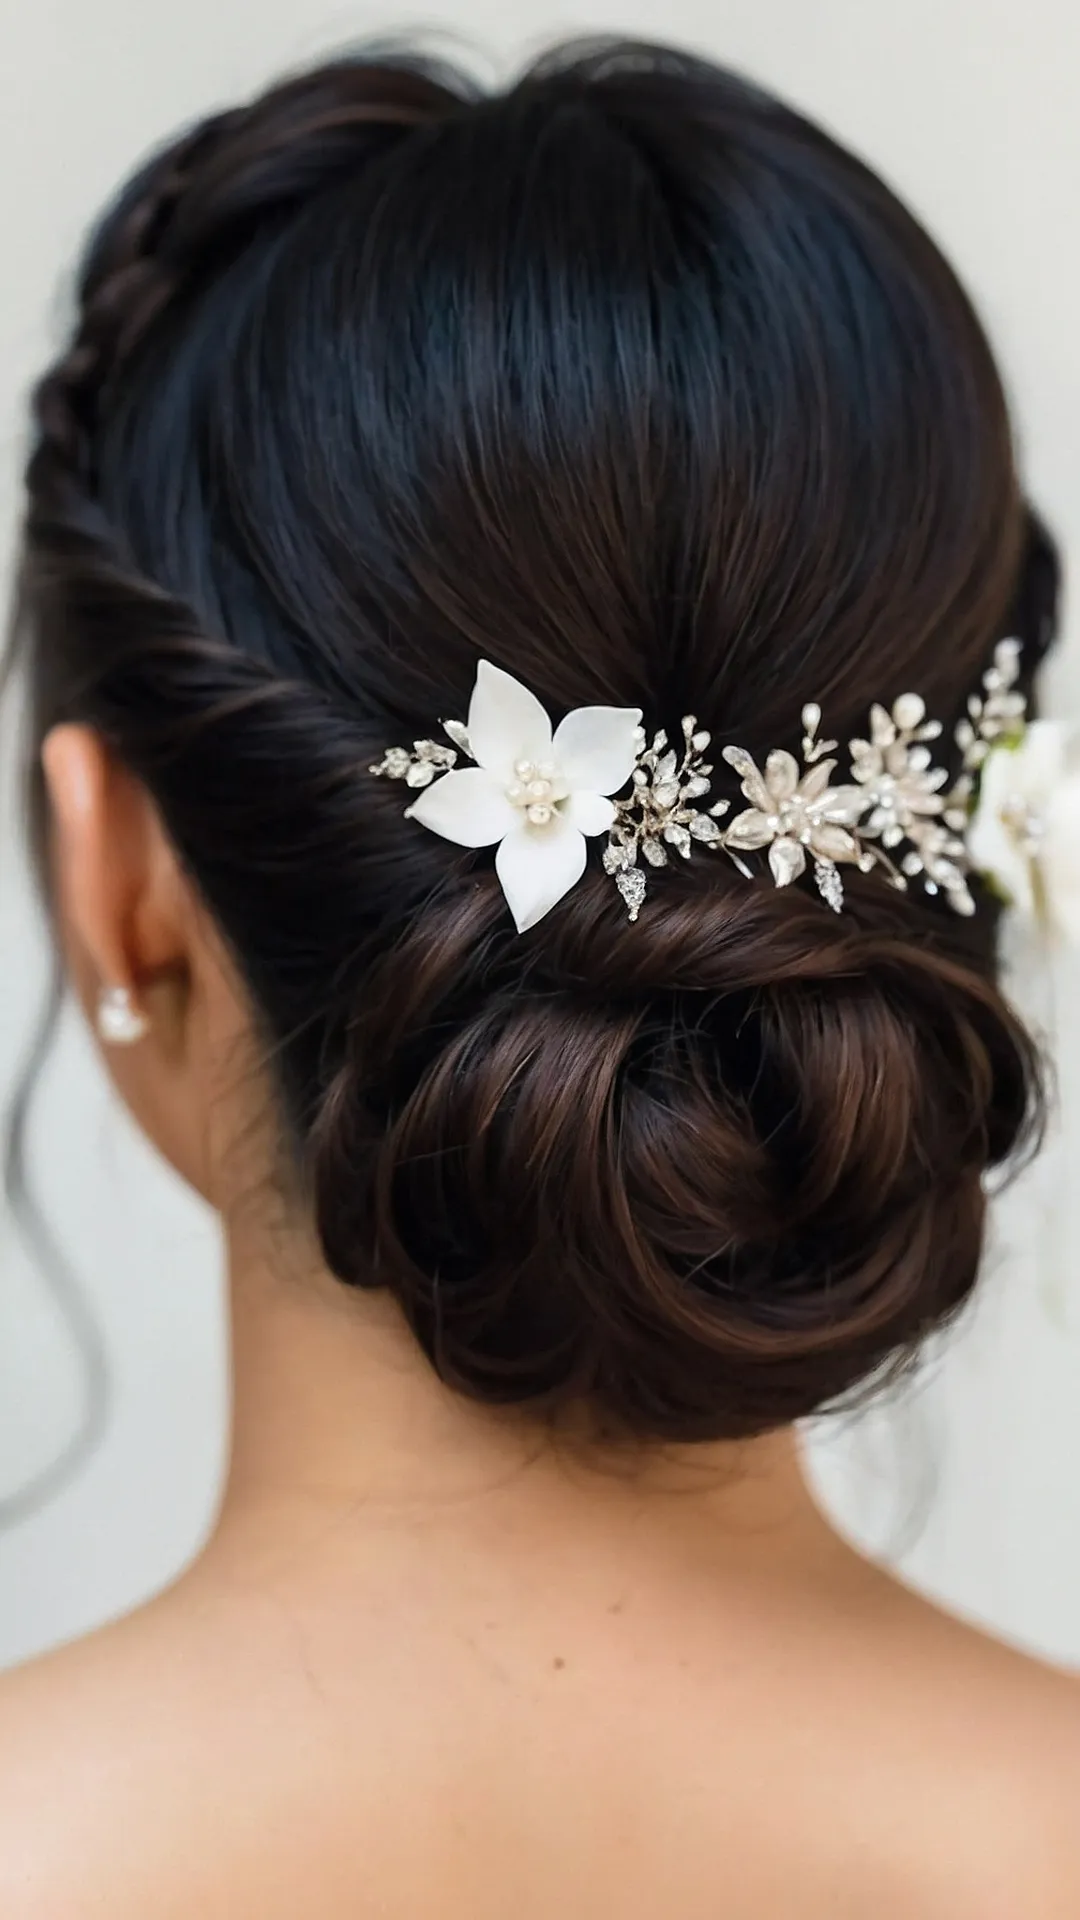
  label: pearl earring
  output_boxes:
[96,985,149,1046]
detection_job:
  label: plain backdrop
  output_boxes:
[1,0,1079,1670]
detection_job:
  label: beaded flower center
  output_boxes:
[769,796,815,842]
[504,757,570,828]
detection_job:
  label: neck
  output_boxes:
[207,1207,830,1560]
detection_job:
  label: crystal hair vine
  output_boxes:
[369,644,1051,934]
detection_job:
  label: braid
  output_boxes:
[32,112,239,489]
[21,59,464,763]
[31,61,460,506]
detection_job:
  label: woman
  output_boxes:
[2,37,1078,1917]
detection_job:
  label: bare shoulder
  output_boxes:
[939,1679,1080,1916]
[0,1581,338,1919]
[826,1553,1080,1916]
[0,1603,193,1915]
[927,1640,1080,1916]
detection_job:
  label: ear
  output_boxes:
[40,725,240,1201]
[42,726,182,1011]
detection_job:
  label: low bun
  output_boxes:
[311,873,1041,1439]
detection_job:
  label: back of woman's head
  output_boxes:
[16,39,1055,1441]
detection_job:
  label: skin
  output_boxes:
[0,724,1076,1917]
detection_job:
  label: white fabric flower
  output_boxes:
[406,660,643,931]
[967,721,1080,940]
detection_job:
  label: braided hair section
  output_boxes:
[19,59,465,849]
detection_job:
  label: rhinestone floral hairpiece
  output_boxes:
[369,644,1060,934]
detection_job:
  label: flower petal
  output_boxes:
[799,759,837,802]
[870,705,895,748]
[1046,865,1080,944]
[724,807,775,850]
[560,790,616,836]
[722,746,771,810]
[1046,766,1080,840]
[906,790,945,817]
[495,816,587,932]
[769,837,807,886]
[892,693,926,732]
[467,660,553,779]
[966,791,1034,914]
[552,705,644,795]
[1006,721,1068,802]
[765,750,800,802]
[810,824,859,862]
[406,767,520,847]
[819,785,869,826]
[1039,769,1080,938]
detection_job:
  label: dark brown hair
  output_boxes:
[13,40,1057,1442]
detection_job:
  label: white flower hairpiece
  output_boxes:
[370,660,642,931]
[967,720,1080,941]
[370,640,1073,936]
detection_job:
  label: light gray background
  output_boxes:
[2,0,1079,1669]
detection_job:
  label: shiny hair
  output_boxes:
[12,40,1057,1441]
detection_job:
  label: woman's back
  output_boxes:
[5,36,1079,1915]
[0,1380,1077,1917]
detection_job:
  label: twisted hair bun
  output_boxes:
[314,871,1038,1437]
[18,41,1050,1439]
